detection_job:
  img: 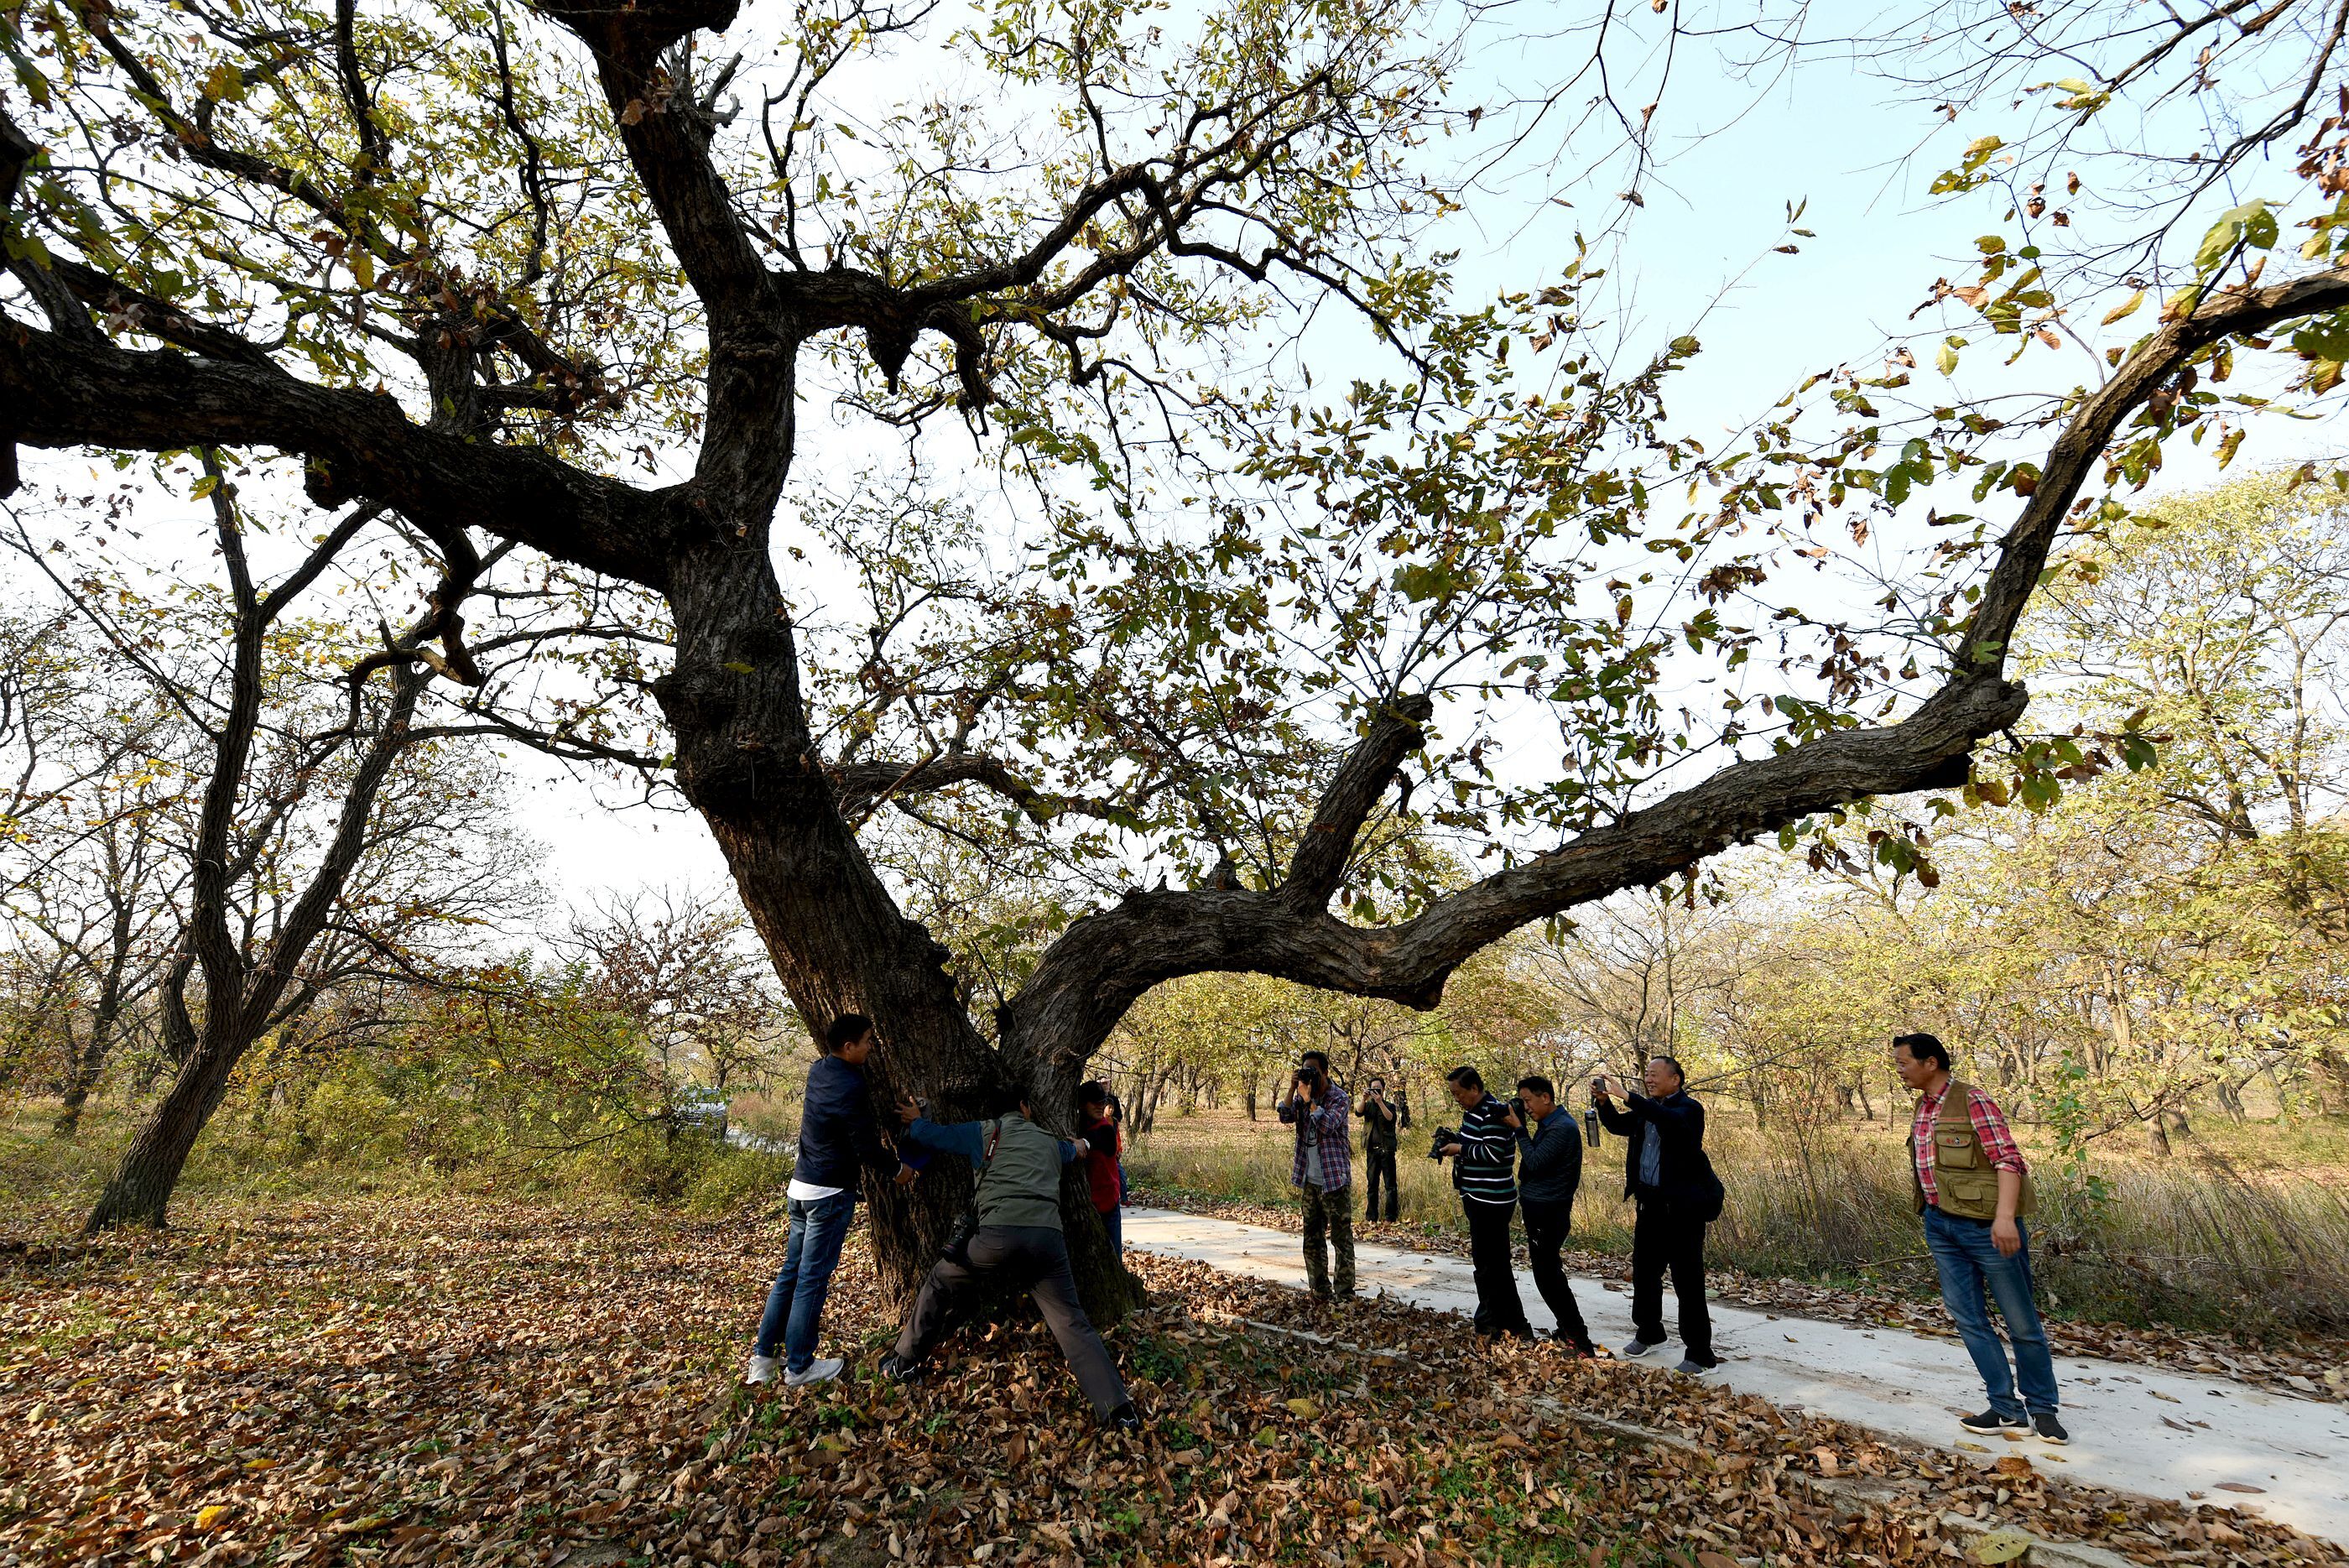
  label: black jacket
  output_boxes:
[791,1053,897,1191]
[1359,1094,1404,1153]
[1595,1088,1722,1219]
[1515,1107,1583,1207]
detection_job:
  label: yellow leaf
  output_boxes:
[195,1506,230,1530]
[1971,1526,2033,1564]
[1285,1397,1320,1419]
[2101,289,2143,326]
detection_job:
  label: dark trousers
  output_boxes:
[892,1224,1129,1417]
[1362,1147,1400,1220]
[1463,1198,1531,1337]
[1630,1202,1712,1363]
[1520,1198,1592,1351]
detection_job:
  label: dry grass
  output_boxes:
[1126,1107,2349,1335]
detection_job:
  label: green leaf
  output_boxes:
[2194,200,2279,274]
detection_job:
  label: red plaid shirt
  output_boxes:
[1912,1079,2027,1207]
[1279,1083,1352,1191]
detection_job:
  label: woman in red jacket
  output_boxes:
[1077,1081,1124,1253]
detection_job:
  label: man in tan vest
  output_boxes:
[1893,1033,2067,1445]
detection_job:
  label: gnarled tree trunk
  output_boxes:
[654,537,1140,1313]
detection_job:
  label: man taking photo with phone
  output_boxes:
[1593,1057,1722,1373]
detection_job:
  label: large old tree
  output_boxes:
[5,0,2349,1304]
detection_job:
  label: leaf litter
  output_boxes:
[0,1194,2337,1567]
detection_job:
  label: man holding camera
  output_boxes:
[1439,1065,1534,1340]
[1594,1056,1723,1373]
[1513,1076,1596,1356]
[1357,1076,1407,1222]
[1277,1050,1355,1300]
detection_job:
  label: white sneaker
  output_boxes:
[784,1357,843,1388]
[744,1354,779,1385]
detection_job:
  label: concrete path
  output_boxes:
[1123,1206,2349,1546]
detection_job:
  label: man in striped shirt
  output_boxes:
[1894,1032,2066,1444]
[1440,1065,1533,1339]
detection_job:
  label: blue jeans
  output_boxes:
[1098,1206,1122,1255]
[1925,1205,2059,1420]
[754,1191,856,1372]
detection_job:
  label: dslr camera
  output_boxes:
[1427,1126,1456,1162]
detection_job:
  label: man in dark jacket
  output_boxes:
[1438,1065,1533,1339]
[880,1084,1139,1430]
[746,1014,914,1388]
[1357,1076,1407,1222]
[1513,1076,1595,1356]
[1593,1055,1721,1373]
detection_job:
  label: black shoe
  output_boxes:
[876,1352,920,1384]
[1960,1409,2027,1435]
[2031,1412,2070,1445]
[1107,1403,1143,1433]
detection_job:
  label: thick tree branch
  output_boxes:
[1280,691,1431,908]
[1003,260,2349,1065]
[0,323,674,582]
[1961,264,2349,671]
[532,1,770,336]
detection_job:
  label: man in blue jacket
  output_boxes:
[1514,1076,1596,1356]
[1593,1055,1723,1373]
[746,1013,914,1388]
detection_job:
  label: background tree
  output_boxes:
[0,461,546,1228]
[560,883,789,1129]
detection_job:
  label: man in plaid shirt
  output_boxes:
[1894,1032,2066,1445]
[1277,1050,1354,1300]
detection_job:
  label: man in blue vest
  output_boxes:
[879,1084,1140,1431]
[746,1013,914,1388]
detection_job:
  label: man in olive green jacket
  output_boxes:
[880,1085,1139,1430]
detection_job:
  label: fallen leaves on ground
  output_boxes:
[1132,1184,2349,1405]
[0,1193,2337,1568]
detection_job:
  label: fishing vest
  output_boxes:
[1910,1079,2037,1223]
[972,1115,1067,1231]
